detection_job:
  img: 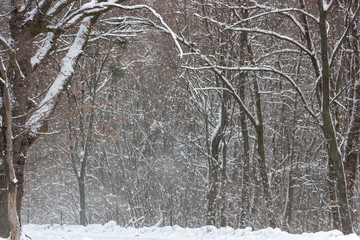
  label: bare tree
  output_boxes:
[0,0,182,238]
[161,0,360,233]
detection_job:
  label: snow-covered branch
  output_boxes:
[31,32,55,68]
[197,8,310,36]
[0,35,13,51]
[185,61,259,127]
[194,87,233,93]
[229,27,314,58]
[322,0,335,12]
[23,0,49,23]
[184,63,320,123]
[247,0,319,23]
[46,0,76,18]
[230,65,319,122]
[27,17,93,134]
[255,49,302,63]
[329,3,360,67]
[100,3,183,57]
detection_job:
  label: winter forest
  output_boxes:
[0,0,360,239]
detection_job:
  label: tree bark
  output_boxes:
[253,77,276,228]
[0,163,9,238]
[207,90,228,226]
[220,140,227,227]
[79,180,86,226]
[1,80,21,240]
[238,75,251,228]
[317,0,353,234]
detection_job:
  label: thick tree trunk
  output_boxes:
[328,166,340,230]
[8,183,20,240]
[0,139,30,237]
[13,141,28,224]
[325,131,352,234]
[2,81,21,240]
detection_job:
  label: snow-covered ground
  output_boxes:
[1,222,359,240]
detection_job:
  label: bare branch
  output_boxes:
[100,3,183,57]
[329,3,360,67]
[229,27,314,58]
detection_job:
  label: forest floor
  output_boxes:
[1,222,359,240]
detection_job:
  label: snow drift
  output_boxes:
[0,222,358,240]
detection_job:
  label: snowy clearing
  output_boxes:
[1,222,359,240]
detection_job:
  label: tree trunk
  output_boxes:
[317,0,353,233]
[207,128,220,225]
[324,131,352,233]
[0,140,29,238]
[79,180,86,226]
[0,164,9,238]
[238,76,251,228]
[1,81,21,240]
[253,76,276,228]
[284,157,295,229]
[8,183,20,240]
[328,168,340,230]
[220,140,227,227]
[207,90,228,226]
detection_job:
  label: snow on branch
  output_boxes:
[47,0,110,30]
[27,17,93,134]
[151,17,319,124]
[46,0,76,18]
[231,27,314,58]
[24,0,48,23]
[31,32,55,68]
[255,49,302,63]
[192,13,314,58]
[0,57,8,85]
[184,60,320,123]
[248,1,319,23]
[196,7,313,36]
[194,87,233,93]
[322,0,335,12]
[0,35,13,51]
[329,3,360,67]
[208,65,320,122]
[45,1,183,57]
[183,63,259,127]
[102,3,183,57]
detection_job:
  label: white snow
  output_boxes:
[102,3,183,57]
[31,33,55,68]
[27,17,92,134]
[12,177,18,184]
[1,223,358,240]
[24,0,47,23]
[81,0,99,9]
